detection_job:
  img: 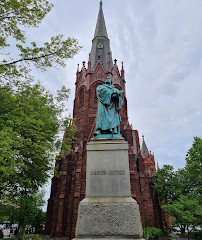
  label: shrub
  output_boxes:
[9,234,50,240]
[162,226,170,236]
[22,234,49,240]
[143,227,163,240]
[190,229,202,239]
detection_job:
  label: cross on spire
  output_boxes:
[94,1,108,39]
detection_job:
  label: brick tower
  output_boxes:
[45,2,168,239]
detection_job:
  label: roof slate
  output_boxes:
[141,138,150,158]
[90,3,113,72]
[94,6,108,39]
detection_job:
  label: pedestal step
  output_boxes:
[75,198,143,239]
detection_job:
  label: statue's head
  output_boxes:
[105,77,112,85]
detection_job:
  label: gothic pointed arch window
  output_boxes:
[79,88,84,107]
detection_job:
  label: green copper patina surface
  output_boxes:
[93,77,124,138]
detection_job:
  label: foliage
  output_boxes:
[22,234,48,240]
[162,226,169,237]
[185,137,202,201]
[190,229,202,239]
[153,137,202,203]
[0,80,76,198]
[0,0,81,81]
[0,191,46,232]
[143,227,163,240]
[16,192,46,230]
[9,229,25,240]
[9,234,49,240]
[152,165,182,204]
[162,195,201,236]
[153,137,202,236]
[0,1,79,237]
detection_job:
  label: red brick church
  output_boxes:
[45,2,169,239]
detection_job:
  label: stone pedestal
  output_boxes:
[74,138,144,240]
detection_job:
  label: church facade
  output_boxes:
[45,2,169,239]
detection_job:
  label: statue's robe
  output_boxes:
[95,84,124,132]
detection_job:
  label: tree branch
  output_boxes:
[1,52,55,66]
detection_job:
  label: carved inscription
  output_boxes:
[90,170,125,175]
[91,170,107,175]
[108,170,125,175]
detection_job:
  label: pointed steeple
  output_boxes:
[90,1,113,71]
[141,135,150,158]
[93,1,108,40]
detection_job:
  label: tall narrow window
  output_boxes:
[79,90,84,107]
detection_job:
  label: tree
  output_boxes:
[16,191,46,232]
[153,137,202,204]
[0,0,81,81]
[152,165,182,204]
[0,190,47,233]
[0,80,77,198]
[153,137,202,235]
[162,195,202,236]
[0,0,79,198]
[185,137,202,201]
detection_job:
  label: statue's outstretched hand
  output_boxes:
[116,90,124,95]
[112,92,118,98]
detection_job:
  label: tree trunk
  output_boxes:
[181,225,186,236]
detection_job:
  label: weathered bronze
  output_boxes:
[93,77,124,138]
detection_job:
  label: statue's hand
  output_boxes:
[112,92,117,96]
[116,90,124,95]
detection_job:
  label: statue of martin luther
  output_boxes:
[93,77,124,138]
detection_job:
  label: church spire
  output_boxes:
[141,135,150,158]
[93,1,108,39]
[90,1,113,71]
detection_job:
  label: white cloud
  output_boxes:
[109,0,202,169]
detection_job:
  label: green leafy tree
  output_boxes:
[185,137,202,201]
[0,198,19,223]
[162,195,202,236]
[0,0,79,199]
[153,137,202,235]
[0,190,46,233]
[152,165,182,204]
[0,80,77,198]
[0,0,81,81]
[153,137,202,204]
[16,191,46,232]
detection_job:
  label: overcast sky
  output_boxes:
[27,0,202,203]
